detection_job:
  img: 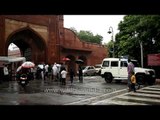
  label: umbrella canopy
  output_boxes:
[21,61,35,68]
[75,59,84,64]
[62,57,70,61]
[16,66,22,72]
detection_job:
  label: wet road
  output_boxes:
[0,76,127,105]
[90,84,160,105]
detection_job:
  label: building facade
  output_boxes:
[0,15,108,72]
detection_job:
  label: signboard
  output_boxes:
[148,54,160,66]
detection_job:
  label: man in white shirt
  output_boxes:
[61,68,67,85]
[3,64,9,81]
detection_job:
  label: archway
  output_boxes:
[6,27,47,65]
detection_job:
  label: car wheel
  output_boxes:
[136,74,145,85]
[104,73,113,83]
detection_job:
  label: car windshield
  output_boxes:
[131,60,140,67]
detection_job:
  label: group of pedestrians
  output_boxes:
[34,62,83,85]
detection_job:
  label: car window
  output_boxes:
[90,66,94,69]
[121,61,127,67]
[102,61,109,67]
[111,61,118,67]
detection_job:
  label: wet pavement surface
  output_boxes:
[0,76,127,105]
[91,82,160,105]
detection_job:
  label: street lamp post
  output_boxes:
[108,26,115,58]
[140,41,143,68]
[135,31,143,68]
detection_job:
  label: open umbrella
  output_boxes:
[75,59,84,64]
[21,61,35,68]
[62,57,70,61]
[16,66,22,72]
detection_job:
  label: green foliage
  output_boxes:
[105,41,114,57]
[69,27,103,44]
[116,15,160,66]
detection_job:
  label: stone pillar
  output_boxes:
[47,16,60,64]
[0,16,6,56]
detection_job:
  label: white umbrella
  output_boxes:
[21,61,35,68]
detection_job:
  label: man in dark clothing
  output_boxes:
[78,66,83,83]
[69,68,75,84]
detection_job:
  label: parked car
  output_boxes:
[94,64,102,75]
[82,66,97,76]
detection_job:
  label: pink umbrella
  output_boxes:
[62,57,70,61]
[21,61,35,68]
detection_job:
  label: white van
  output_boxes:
[101,58,156,85]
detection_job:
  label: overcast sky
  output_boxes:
[64,15,125,44]
[9,15,125,50]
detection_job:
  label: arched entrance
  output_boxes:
[6,27,47,65]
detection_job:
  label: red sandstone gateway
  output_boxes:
[0,15,107,74]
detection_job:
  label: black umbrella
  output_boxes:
[75,59,84,64]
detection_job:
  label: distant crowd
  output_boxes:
[0,62,84,85]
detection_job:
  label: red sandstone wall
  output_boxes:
[0,16,5,55]
[63,28,108,65]
[4,15,51,26]
[0,15,108,66]
[2,15,60,64]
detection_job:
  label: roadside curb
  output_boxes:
[65,88,128,105]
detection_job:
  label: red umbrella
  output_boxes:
[62,57,70,61]
[21,61,35,68]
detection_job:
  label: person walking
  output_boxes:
[61,68,67,85]
[48,64,52,80]
[127,58,135,92]
[44,64,49,79]
[3,64,9,81]
[78,65,83,83]
[52,63,58,81]
[130,71,136,92]
[69,68,75,84]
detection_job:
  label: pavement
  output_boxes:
[66,79,160,105]
[89,79,160,105]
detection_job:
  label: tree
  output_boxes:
[69,27,78,34]
[104,41,114,57]
[116,15,160,67]
[69,28,103,44]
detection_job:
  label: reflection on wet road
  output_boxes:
[0,76,127,105]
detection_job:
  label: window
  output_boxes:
[121,61,128,67]
[111,61,118,67]
[102,61,109,67]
